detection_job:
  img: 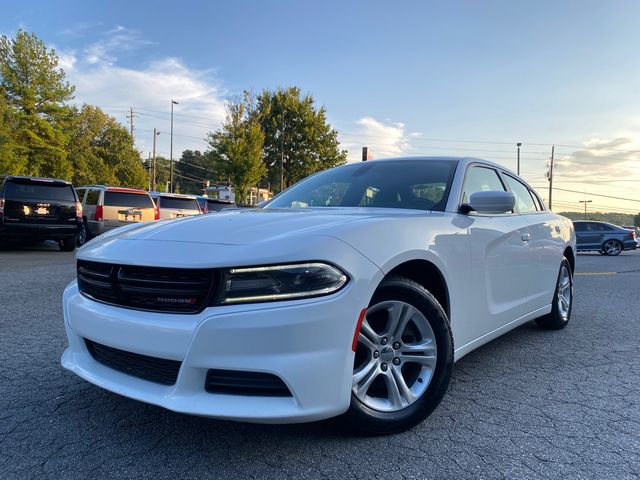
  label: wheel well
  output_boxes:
[563,246,575,274]
[386,260,450,319]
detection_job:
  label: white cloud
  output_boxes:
[339,117,415,162]
[554,136,640,179]
[54,26,227,158]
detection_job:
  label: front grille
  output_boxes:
[84,338,181,385]
[205,369,292,397]
[77,260,214,313]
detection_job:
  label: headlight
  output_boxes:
[216,262,348,304]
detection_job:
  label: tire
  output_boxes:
[602,239,623,256]
[346,275,453,434]
[59,236,77,252]
[77,221,87,246]
[535,257,573,330]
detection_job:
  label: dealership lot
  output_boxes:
[1,245,639,479]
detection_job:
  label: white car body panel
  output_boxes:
[62,156,576,423]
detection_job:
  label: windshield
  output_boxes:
[267,160,458,211]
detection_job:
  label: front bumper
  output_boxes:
[61,254,381,423]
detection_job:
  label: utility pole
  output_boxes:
[280,110,285,192]
[516,142,522,175]
[548,145,555,210]
[152,128,160,192]
[147,152,151,191]
[126,107,135,138]
[579,199,592,220]
[170,100,179,193]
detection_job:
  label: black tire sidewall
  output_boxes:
[347,276,453,434]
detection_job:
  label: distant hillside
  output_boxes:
[557,211,638,226]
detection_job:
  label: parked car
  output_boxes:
[62,156,576,434]
[149,192,202,219]
[573,220,637,255]
[196,195,236,213]
[0,175,81,251]
[76,186,157,244]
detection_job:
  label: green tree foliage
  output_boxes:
[0,30,75,179]
[0,95,22,174]
[257,87,347,191]
[68,105,148,188]
[175,150,214,194]
[207,93,266,204]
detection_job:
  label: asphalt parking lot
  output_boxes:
[1,243,639,480]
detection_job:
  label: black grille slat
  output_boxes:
[205,369,292,397]
[84,339,181,385]
[77,260,214,313]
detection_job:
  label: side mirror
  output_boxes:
[461,191,515,214]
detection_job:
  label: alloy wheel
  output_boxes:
[603,240,622,256]
[557,264,572,321]
[352,300,437,412]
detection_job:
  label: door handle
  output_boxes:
[521,233,531,242]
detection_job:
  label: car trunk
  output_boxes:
[2,179,76,224]
[103,191,156,229]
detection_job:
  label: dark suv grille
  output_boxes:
[84,338,181,385]
[77,260,214,313]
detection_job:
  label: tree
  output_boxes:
[68,105,147,188]
[207,93,266,204]
[257,87,347,192]
[175,150,214,194]
[0,95,24,174]
[0,31,75,179]
[634,213,640,227]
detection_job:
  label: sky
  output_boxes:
[2,0,640,213]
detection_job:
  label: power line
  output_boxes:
[530,186,640,204]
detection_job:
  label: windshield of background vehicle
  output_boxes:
[266,160,458,211]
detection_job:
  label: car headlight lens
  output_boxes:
[217,262,348,304]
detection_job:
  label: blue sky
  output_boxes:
[3,0,640,211]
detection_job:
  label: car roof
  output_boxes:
[149,191,198,199]
[1,175,72,185]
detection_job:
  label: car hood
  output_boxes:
[93,207,430,245]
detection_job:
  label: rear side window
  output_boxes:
[502,174,538,213]
[4,180,76,202]
[104,191,154,208]
[75,189,86,202]
[159,197,200,210]
[462,166,505,204]
[85,190,100,205]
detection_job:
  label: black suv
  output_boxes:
[0,175,81,251]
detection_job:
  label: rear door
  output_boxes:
[103,191,156,228]
[2,178,77,225]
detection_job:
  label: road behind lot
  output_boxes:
[1,243,639,480]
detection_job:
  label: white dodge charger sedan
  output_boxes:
[61,156,576,433]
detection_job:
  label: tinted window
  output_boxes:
[159,197,200,210]
[267,160,458,211]
[104,191,154,208]
[207,200,235,212]
[85,190,100,205]
[502,174,537,213]
[462,166,505,204]
[75,188,86,202]
[573,222,586,232]
[4,180,76,202]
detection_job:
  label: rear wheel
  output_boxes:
[59,236,77,252]
[77,221,88,246]
[536,257,573,330]
[602,239,623,256]
[347,276,453,434]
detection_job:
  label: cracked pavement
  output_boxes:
[1,242,639,479]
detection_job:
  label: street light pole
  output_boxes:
[516,142,522,175]
[579,199,592,220]
[152,128,160,192]
[170,100,179,193]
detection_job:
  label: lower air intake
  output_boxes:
[205,369,292,397]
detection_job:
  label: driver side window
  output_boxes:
[462,166,505,204]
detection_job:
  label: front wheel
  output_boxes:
[536,257,573,330]
[346,276,453,434]
[602,239,623,256]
